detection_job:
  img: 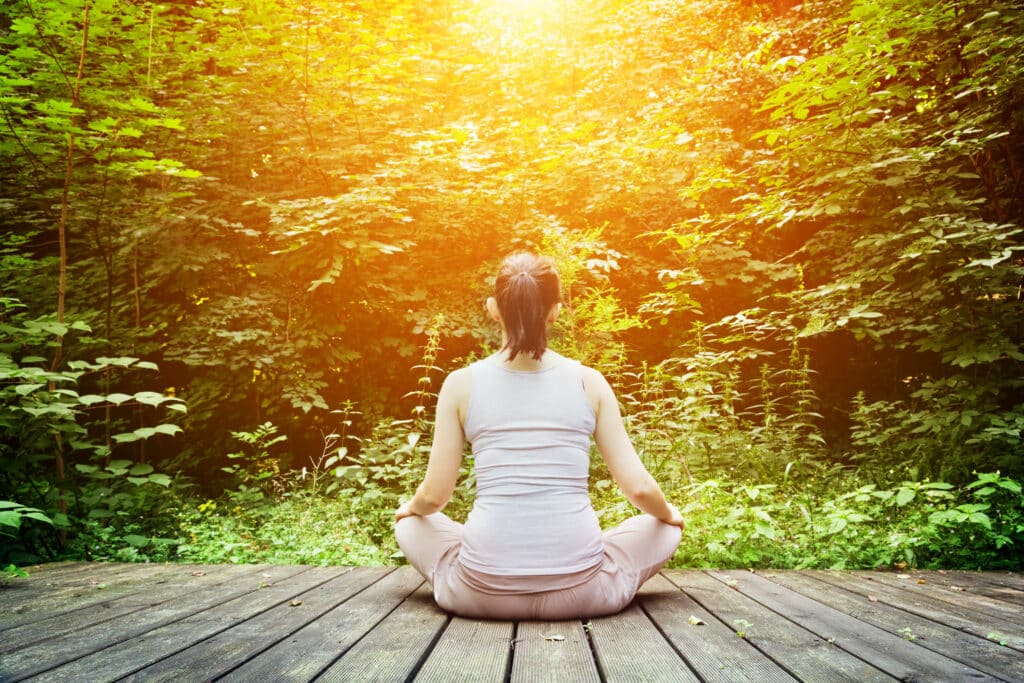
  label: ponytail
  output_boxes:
[494,253,561,361]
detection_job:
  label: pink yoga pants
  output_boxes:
[395,512,682,620]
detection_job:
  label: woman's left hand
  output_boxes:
[394,500,417,523]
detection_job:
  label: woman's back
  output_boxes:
[459,352,605,575]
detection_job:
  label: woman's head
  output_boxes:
[490,252,561,361]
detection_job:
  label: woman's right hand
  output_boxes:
[394,500,417,523]
[662,503,685,529]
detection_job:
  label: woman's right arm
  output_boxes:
[585,367,684,527]
[394,368,469,521]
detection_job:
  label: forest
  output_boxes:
[1,0,1022,574]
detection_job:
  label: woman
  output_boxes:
[394,252,683,620]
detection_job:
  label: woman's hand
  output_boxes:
[394,500,417,523]
[662,503,685,529]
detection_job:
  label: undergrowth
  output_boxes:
[6,333,1023,571]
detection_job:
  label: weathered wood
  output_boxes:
[7,563,1023,682]
[929,569,1024,592]
[639,574,796,682]
[0,562,166,622]
[219,566,424,682]
[414,617,513,682]
[0,564,216,647]
[768,571,1024,681]
[29,566,352,683]
[16,562,90,577]
[510,621,600,683]
[588,603,699,682]
[315,584,449,682]
[118,567,391,683]
[708,570,998,682]
[0,564,303,681]
[842,570,1024,631]
[663,570,894,683]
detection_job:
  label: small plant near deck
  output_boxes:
[986,632,1008,647]
[898,627,916,641]
[733,619,752,638]
[222,422,289,500]
[2,563,29,585]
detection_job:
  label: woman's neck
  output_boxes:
[496,347,555,372]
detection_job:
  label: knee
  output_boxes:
[661,518,683,548]
[642,514,683,551]
[394,515,420,549]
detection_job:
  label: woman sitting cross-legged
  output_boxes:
[394,252,684,620]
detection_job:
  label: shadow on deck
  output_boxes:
[1,561,1022,681]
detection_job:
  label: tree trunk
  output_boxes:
[49,2,91,547]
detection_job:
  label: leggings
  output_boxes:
[395,512,682,620]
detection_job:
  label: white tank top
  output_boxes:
[459,351,605,575]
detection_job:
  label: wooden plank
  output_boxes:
[588,603,699,682]
[0,564,303,681]
[510,621,600,683]
[15,562,91,578]
[0,562,156,621]
[929,569,1024,592]
[858,569,1024,605]
[639,574,795,683]
[220,566,425,682]
[414,617,513,682]
[768,571,1024,681]
[117,567,391,682]
[709,570,999,683]
[0,564,211,646]
[30,566,351,683]
[806,569,1024,651]
[664,570,894,683]
[877,569,1024,609]
[316,584,449,682]
[0,563,220,627]
[847,571,1024,630]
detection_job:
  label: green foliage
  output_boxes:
[2,563,29,586]
[221,422,289,499]
[0,294,187,563]
[665,471,1023,570]
[176,493,388,566]
[0,501,53,537]
[1,0,1022,569]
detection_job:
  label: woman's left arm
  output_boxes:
[394,368,469,521]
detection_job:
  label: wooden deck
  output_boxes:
[1,563,1022,682]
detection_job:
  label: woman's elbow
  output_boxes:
[416,486,449,512]
[624,478,661,504]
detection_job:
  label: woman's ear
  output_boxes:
[547,302,561,324]
[485,297,502,322]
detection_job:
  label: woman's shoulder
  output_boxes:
[577,362,608,386]
[443,365,473,389]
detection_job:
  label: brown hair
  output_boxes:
[494,253,561,361]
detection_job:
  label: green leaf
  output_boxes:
[134,391,167,407]
[895,488,915,506]
[22,511,53,525]
[14,383,44,396]
[152,424,183,437]
[147,473,172,487]
[0,511,21,530]
[967,512,992,529]
[96,356,138,367]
